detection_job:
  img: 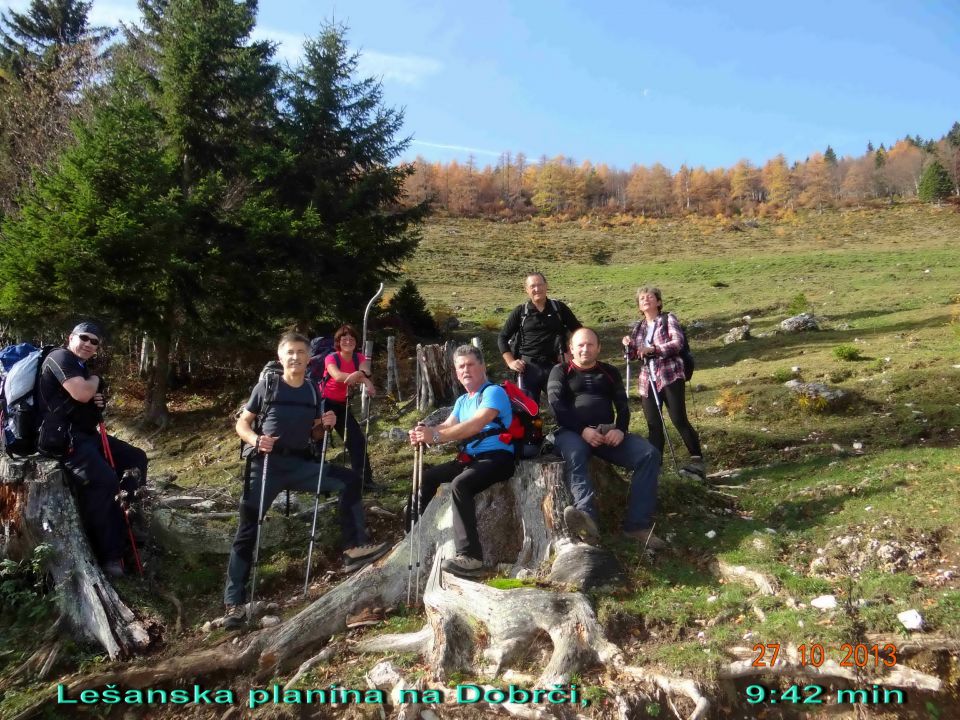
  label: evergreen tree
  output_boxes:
[947,122,960,148]
[824,146,838,165]
[0,0,281,425]
[0,0,111,75]
[386,279,437,337]
[275,22,428,325]
[917,159,952,203]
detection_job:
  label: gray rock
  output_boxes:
[382,427,409,442]
[443,316,460,331]
[780,313,820,332]
[787,381,846,406]
[722,325,751,344]
[421,406,453,426]
[704,405,724,416]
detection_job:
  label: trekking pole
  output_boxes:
[98,421,144,577]
[624,346,632,398]
[414,440,425,605]
[340,390,350,464]
[406,440,420,606]
[647,369,680,476]
[361,282,385,354]
[359,384,373,492]
[304,404,330,597]
[249,452,271,618]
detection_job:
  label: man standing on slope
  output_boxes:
[497,272,581,403]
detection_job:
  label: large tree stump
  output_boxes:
[0,455,151,660]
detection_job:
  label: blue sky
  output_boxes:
[5,0,959,170]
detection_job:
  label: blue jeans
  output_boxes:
[553,429,660,532]
[223,453,367,605]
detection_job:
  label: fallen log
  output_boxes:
[0,455,151,660]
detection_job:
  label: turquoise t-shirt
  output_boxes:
[453,383,513,456]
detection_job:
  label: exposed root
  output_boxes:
[711,559,778,595]
[284,645,338,690]
[619,665,710,720]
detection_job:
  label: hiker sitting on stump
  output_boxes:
[408,344,514,579]
[224,332,389,629]
[622,285,705,481]
[319,324,381,491]
[547,327,666,550]
[497,272,581,403]
[37,321,147,578]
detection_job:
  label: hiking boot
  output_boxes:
[563,505,599,543]
[441,554,484,578]
[342,541,391,571]
[624,528,669,551]
[362,479,387,494]
[679,456,706,482]
[346,606,386,628]
[223,604,246,630]
[102,559,125,579]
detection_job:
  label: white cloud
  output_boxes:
[252,27,307,65]
[411,140,501,158]
[357,50,442,86]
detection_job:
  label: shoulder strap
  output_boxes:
[458,383,507,453]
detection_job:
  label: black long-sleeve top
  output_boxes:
[497,299,581,362]
[547,361,629,434]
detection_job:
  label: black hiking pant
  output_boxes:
[62,431,146,563]
[641,379,702,458]
[325,399,373,486]
[413,451,515,560]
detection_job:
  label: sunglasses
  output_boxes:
[78,334,100,346]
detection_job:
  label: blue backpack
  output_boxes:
[0,343,57,456]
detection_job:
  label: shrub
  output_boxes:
[386,279,437,337]
[771,368,795,383]
[787,292,810,315]
[481,317,500,331]
[833,344,861,361]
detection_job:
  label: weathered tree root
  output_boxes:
[357,548,622,687]
[618,665,710,720]
[711,559,778,596]
[1,457,151,660]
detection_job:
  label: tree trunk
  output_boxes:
[0,456,152,660]
[416,342,459,412]
[145,328,171,428]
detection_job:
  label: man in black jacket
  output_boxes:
[547,328,665,550]
[37,322,147,578]
[498,272,581,403]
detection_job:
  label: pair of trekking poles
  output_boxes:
[624,348,681,476]
[406,439,426,606]
[247,401,334,615]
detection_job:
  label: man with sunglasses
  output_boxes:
[37,322,147,578]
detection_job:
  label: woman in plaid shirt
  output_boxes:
[622,286,705,481]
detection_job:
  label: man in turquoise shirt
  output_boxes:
[408,345,514,577]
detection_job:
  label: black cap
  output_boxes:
[71,321,104,339]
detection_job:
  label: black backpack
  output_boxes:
[240,361,320,458]
[678,324,695,381]
[0,344,57,457]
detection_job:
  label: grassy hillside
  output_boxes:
[2,203,959,718]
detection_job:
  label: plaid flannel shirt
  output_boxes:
[628,313,687,397]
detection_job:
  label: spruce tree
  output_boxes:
[0,0,111,75]
[917,159,952,203]
[275,22,429,325]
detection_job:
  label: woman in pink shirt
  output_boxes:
[320,324,378,490]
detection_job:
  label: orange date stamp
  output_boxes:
[752,643,899,669]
